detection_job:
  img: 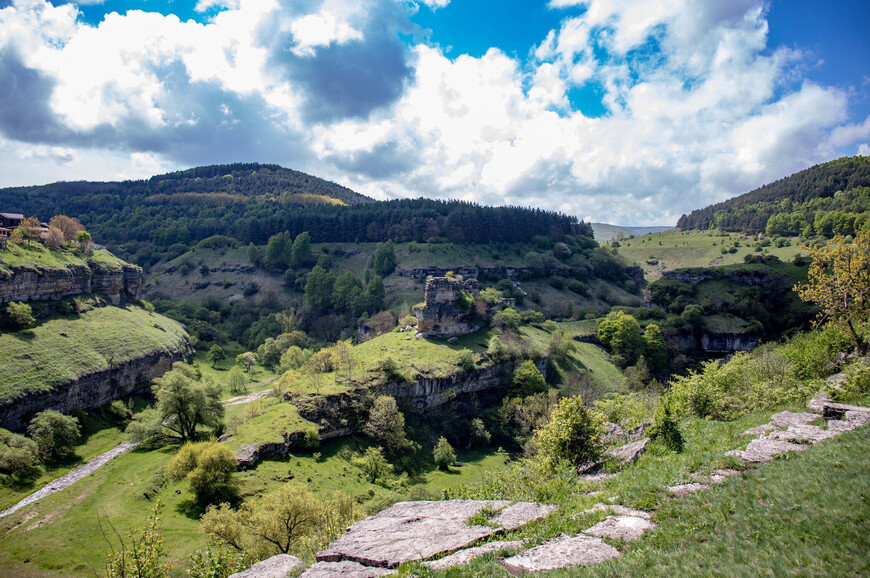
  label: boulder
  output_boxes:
[605,437,649,464]
[423,541,525,571]
[502,534,620,574]
[770,411,819,427]
[229,554,303,578]
[414,277,481,338]
[317,500,556,568]
[769,425,837,444]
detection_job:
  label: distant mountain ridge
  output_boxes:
[677,156,870,234]
[592,223,673,241]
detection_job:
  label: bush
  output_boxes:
[533,396,603,472]
[28,410,80,462]
[830,361,870,402]
[433,437,456,470]
[647,396,684,452]
[509,360,548,398]
[167,441,239,508]
[0,429,39,477]
[458,349,476,372]
[6,301,35,328]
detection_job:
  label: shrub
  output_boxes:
[533,396,603,472]
[6,301,35,328]
[0,429,39,477]
[28,410,80,461]
[433,437,456,470]
[829,361,870,402]
[509,360,548,398]
[648,396,684,452]
[458,349,476,372]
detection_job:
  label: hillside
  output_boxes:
[677,156,870,234]
[591,223,673,241]
[0,163,590,268]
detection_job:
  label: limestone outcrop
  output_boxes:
[414,276,481,338]
[0,258,143,305]
[316,500,556,569]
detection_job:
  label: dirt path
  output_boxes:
[222,387,276,406]
[0,441,139,520]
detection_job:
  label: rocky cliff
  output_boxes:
[0,258,143,305]
[0,340,191,431]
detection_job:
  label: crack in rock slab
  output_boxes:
[578,503,652,520]
[583,515,654,541]
[667,482,710,497]
[300,561,394,577]
[502,534,620,573]
[317,500,556,568]
[423,540,525,571]
[725,437,806,463]
[229,554,303,577]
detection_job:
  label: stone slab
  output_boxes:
[743,423,777,436]
[769,424,837,444]
[502,534,620,574]
[230,554,303,578]
[578,503,651,520]
[667,482,709,497]
[710,469,740,484]
[771,411,820,427]
[300,561,393,578]
[725,437,806,463]
[605,437,649,464]
[317,500,555,568]
[584,515,654,541]
[423,540,525,571]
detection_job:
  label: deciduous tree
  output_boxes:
[28,410,80,462]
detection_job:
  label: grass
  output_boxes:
[0,305,188,404]
[615,229,805,281]
[0,244,127,273]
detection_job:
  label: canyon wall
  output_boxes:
[0,260,143,305]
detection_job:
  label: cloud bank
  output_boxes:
[0,0,866,224]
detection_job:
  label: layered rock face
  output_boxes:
[0,260,143,305]
[415,276,481,338]
[0,342,191,431]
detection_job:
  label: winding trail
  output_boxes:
[222,387,276,406]
[0,441,139,519]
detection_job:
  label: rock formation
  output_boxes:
[414,276,481,338]
[0,259,143,305]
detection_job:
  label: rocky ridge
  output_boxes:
[0,257,143,305]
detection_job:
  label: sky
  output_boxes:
[0,0,868,225]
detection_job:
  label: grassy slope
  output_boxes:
[615,229,805,281]
[0,244,127,274]
[0,305,188,404]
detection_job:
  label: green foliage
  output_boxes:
[372,241,397,276]
[226,366,246,394]
[127,363,223,442]
[533,396,603,471]
[185,544,248,578]
[458,349,476,372]
[364,275,386,313]
[304,265,336,311]
[207,345,227,368]
[648,395,685,452]
[492,307,521,331]
[0,428,39,477]
[433,437,456,470]
[643,323,668,374]
[593,391,656,429]
[597,310,644,364]
[362,396,416,456]
[290,231,313,268]
[187,444,240,509]
[509,360,548,398]
[352,446,394,485]
[28,409,80,462]
[6,301,35,328]
[104,499,170,578]
[468,418,491,449]
[829,361,870,403]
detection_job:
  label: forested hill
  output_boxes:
[0,163,589,267]
[676,156,870,234]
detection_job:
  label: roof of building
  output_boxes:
[0,213,24,220]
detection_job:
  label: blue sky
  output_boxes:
[0,0,868,225]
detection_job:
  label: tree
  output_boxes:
[208,345,227,368]
[0,429,39,478]
[332,340,354,381]
[236,352,259,372]
[6,301,35,328]
[247,484,318,555]
[49,214,85,242]
[19,217,41,247]
[533,396,603,472]
[643,324,668,375]
[468,418,491,449]
[104,499,170,578]
[509,360,548,398]
[290,231,313,267]
[166,441,239,508]
[76,230,93,254]
[127,363,223,442]
[372,241,397,276]
[597,311,645,365]
[332,272,363,314]
[363,395,416,455]
[796,230,870,353]
[352,446,394,484]
[227,366,246,394]
[28,410,80,462]
[44,225,64,249]
[433,437,456,470]
[364,275,386,313]
[304,265,336,311]
[492,307,522,332]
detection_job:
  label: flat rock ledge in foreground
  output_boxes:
[423,540,526,571]
[300,561,394,578]
[502,535,621,574]
[228,554,303,578]
[317,500,556,568]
